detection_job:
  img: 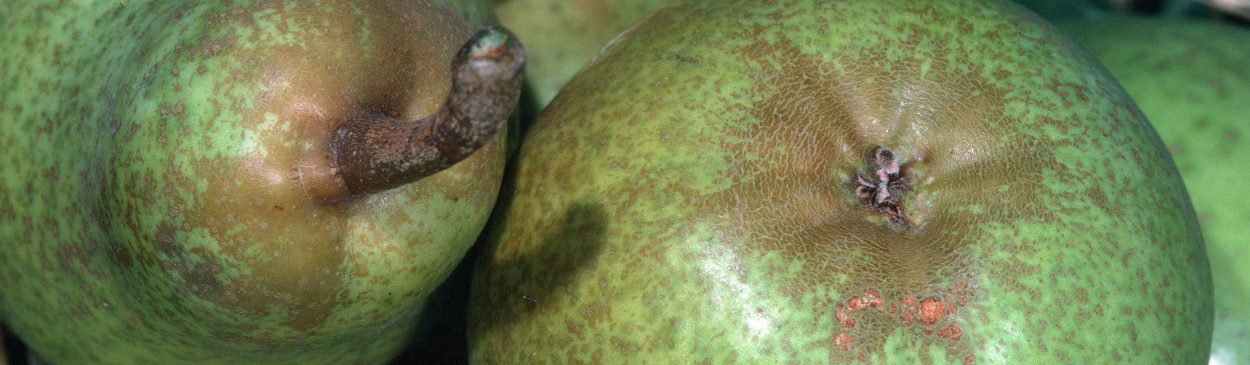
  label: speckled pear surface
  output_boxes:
[0,0,506,363]
[468,0,1212,363]
[1059,16,1250,365]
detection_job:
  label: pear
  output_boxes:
[493,0,672,109]
[1058,16,1250,365]
[468,0,1211,363]
[0,0,523,364]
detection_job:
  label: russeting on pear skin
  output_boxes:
[1059,16,1250,365]
[468,0,1212,363]
[0,0,524,363]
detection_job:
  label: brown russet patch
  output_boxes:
[939,323,964,341]
[917,297,947,325]
[837,310,856,328]
[829,282,973,361]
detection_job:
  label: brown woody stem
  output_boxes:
[330,25,525,196]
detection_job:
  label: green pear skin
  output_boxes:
[494,0,672,108]
[0,0,506,364]
[468,0,1212,363]
[1059,17,1250,365]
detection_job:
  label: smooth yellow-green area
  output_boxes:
[494,0,673,107]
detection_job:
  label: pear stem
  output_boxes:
[330,26,525,196]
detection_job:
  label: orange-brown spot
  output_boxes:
[833,333,856,351]
[917,297,947,325]
[864,288,883,307]
[836,310,855,328]
[938,323,964,341]
[847,295,866,311]
[952,281,968,295]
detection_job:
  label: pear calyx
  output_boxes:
[329,25,525,198]
[852,147,913,226]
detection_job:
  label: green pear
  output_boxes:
[493,0,672,109]
[468,0,1211,363]
[1057,16,1250,365]
[0,0,524,364]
